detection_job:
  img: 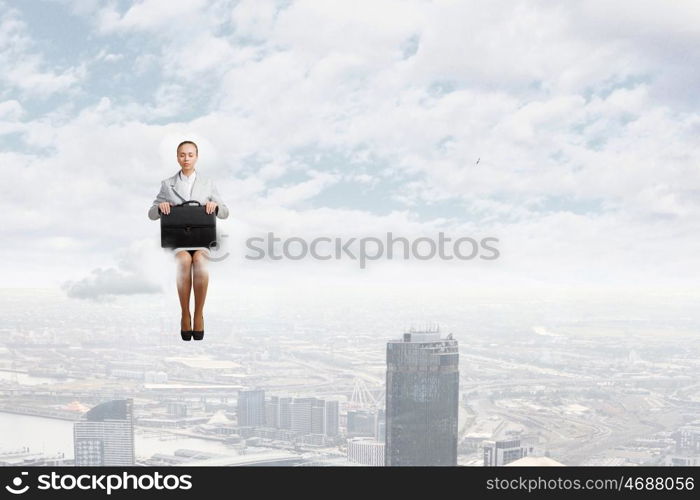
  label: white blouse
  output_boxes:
[177,169,197,200]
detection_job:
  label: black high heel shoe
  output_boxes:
[181,315,193,341]
[192,315,204,341]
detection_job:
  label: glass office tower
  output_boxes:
[385,330,459,466]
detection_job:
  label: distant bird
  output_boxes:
[475,158,480,165]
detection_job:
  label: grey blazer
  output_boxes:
[148,170,229,220]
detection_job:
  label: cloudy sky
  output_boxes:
[3,0,700,300]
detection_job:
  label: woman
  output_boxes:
[148,140,229,341]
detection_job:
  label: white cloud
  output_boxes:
[229,0,280,41]
[265,170,341,206]
[60,238,168,301]
[97,0,212,33]
[93,48,124,63]
[0,99,25,120]
[5,0,700,292]
[0,5,85,97]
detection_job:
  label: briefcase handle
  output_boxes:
[158,200,219,215]
[171,200,218,215]
[158,200,200,214]
[158,200,201,215]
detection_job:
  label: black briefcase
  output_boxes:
[160,200,217,249]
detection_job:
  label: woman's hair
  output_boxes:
[177,140,198,155]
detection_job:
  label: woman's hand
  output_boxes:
[205,201,218,215]
[158,202,172,215]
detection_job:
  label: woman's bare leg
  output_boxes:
[175,251,193,331]
[192,250,209,331]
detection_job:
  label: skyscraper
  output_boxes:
[311,399,325,435]
[266,395,280,428]
[74,399,135,466]
[264,395,339,440]
[290,397,315,435]
[324,400,339,438]
[385,329,459,466]
[237,389,266,427]
[279,396,292,429]
[348,437,385,466]
[483,438,535,466]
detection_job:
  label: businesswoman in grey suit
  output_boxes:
[148,141,229,341]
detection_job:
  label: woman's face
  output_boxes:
[177,144,198,171]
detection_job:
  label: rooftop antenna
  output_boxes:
[404,322,441,334]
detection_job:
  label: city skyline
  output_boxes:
[1,288,700,466]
